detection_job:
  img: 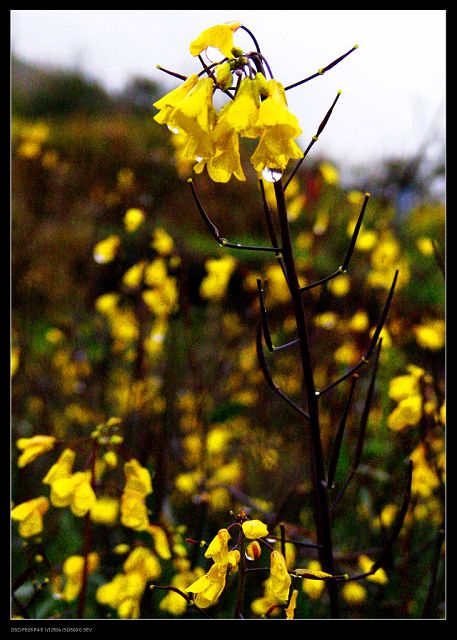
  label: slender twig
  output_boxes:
[421,525,445,618]
[300,193,370,293]
[284,44,359,91]
[345,460,413,582]
[257,279,300,353]
[259,180,288,282]
[432,240,445,278]
[327,374,359,489]
[285,90,343,190]
[234,529,247,619]
[317,270,398,396]
[155,64,187,81]
[188,179,281,253]
[256,323,310,421]
[330,341,382,513]
[151,584,213,618]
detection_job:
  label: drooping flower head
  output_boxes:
[154,23,304,183]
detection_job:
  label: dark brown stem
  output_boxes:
[272,178,340,618]
[234,530,247,619]
[76,439,98,619]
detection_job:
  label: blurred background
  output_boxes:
[11,10,445,619]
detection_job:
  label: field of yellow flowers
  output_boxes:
[11,22,445,623]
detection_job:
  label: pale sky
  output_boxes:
[11,9,446,174]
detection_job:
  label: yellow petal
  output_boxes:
[189,22,241,58]
[241,519,269,539]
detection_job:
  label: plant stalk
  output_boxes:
[273,179,340,618]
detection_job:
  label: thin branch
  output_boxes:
[317,270,398,396]
[257,279,300,353]
[259,180,288,281]
[284,44,359,91]
[256,323,310,421]
[345,460,413,582]
[432,240,445,278]
[421,525,445,618]
[284,90,342,190]
[300,193,370,292]
[155,64,187,81]
[327,374,359,489]
[330,341,382,513]
[188,179,281,253]
[151,584,213,619]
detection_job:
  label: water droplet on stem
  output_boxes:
[262,167,282,183]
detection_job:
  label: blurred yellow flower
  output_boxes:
[122,261,145,289]
[16,435,56,468]
[387,395,422,431]
[319,161,340,185]
[91,496,119,526]
[11,346,20,377]
[42,448,75,485]
[151,227,175,256]
[416,236,435,256]
[347,190,365,205]
[124,208,145,233]
[124,459,152,495]
[11,496,49,538]
[123,547,162,581]
[328,274,350,297]
[189,22,242,58]
[148,524,172,560]
[93,235,121,264]
[388,373,420,402]
[301,562,326,599]
[341,581,367,606]
[159,567,205,615]
[358,555,388,584]
[314,311,339,329]
[49,471,96,517]
[349,310,369,332]
[414,320,445,351]
[200,255,237,301]
[62,553,99,602]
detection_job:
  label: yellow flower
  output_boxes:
[301,561,326,599]
[217,76,260,138]
[11,497,49,538]
[42,448,75,485]
[122,261,145,289]
[200,255,237,301]
[148,524,172,560]
[285,589,299,619]
[388,374,420,402]
[153,74,199,129]
[195,129,245,182]
[414,320,445,351]
[215,62,233,91]
[96,572,144,619]
[123,547,162,581]
[185,562,227,608]
[50,471,97,517]
[269,550,291,603]
[358,555,388,585]
[121,490,150,531]
[124,208,145,233]
[124,459,152,496]
[204,528,231,566]
[16,435,56,468]
[159,568,205,616]
[91,496,120,526]
[341,581,367,606]
[251,78,302,173]
[189,22,242,58]
[387,395,422,431]
[62,553,99,601]
[151,227,174,256]
[319,161,340,185]
[242,519,269,540]
[93,234,121,264]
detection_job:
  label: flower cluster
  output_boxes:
[154,22,303,182]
